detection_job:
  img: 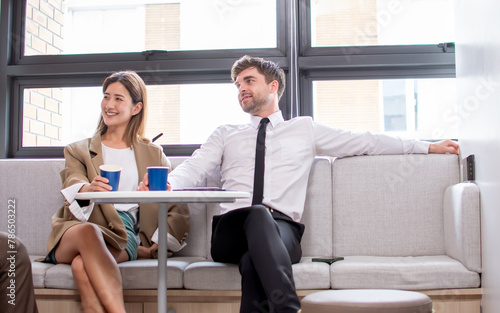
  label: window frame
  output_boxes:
[0,0,456,158]
[297,1,456,117]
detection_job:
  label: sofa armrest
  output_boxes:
[444,182,481,273]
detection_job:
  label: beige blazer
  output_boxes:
[45,133,190,258]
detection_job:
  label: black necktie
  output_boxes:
[252,118,270,205]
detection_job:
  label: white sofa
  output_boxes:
[0,154,481,313]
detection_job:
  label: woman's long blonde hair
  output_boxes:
[95,71,148,146]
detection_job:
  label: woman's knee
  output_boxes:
[75,223,103,237]
[57,223,105,262]
[68,223,104,246]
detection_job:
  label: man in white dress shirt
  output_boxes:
[167,55,459,313]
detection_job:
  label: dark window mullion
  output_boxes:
[298,51,456,71]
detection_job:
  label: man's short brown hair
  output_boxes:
[231,55,286,100]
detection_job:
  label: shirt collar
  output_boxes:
[250,110,284,129]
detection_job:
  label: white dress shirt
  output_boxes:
[61,145,140,223]
[169,111,429,222]
[101,144,140,223]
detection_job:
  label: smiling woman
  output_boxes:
[97,72,147,149]
[41,70,190,313]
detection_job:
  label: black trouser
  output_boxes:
[211,205,305,313]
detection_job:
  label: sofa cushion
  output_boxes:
[183,260,331,290]
[0,159,65,256]
[43,256,204,289]
[169,157,218,259]
[330,255,480,290]
[171,202,209,258]
[184,261,240,290]
[30,256,54,288]
[120,257,205,289]
[332,154,460,257]
[300,157,333,258]
[43,264,77,289]
[292,260,331,289]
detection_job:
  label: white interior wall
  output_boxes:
[455,0,500,311]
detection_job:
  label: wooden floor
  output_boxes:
[35,288,482,313]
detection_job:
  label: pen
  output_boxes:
[152,133,163,142]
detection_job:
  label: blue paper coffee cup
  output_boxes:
[148,166,169,191]
[99,164,121,191]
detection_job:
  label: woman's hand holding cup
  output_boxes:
[80,176,113,192]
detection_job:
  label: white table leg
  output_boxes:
[158,203,168,313]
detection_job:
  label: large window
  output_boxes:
[24,0,277,56]
[301,0,456,140]
[22,84,245,147]
[313,78,457,140]
[310,0,455,47]
[0,0,457,158]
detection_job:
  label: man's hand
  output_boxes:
[137,173,150,191]
[428,139,459,155]
[136,173,171,191]
[137,243,158,259]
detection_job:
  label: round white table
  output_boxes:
[75,190,250,313]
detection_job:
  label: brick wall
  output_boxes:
[25,0,64,55]
[22,1,183,147]
[315,81,381,133]
[313,0,381,132]
[144,3,181,145]
[23,88,63,146]
[24,0,64,146]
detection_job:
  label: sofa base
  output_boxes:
[35,288,482,313]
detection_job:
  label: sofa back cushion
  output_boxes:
[332,154,460,257]
[168,157,211,258]
[170,156,334,259]
[300,156,333,257]
[0,159,65,256]
[0,157,210,259]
